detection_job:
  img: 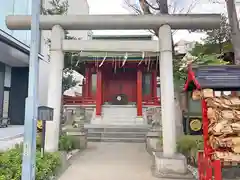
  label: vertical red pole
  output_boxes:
[206,162,212,180]
[152,71,157,103]
[214,160,222,180]
[96,69,102,116]
[198,152,203,180]
[137,70,143,116]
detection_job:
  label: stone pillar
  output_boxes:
[45,25,65,152]
[137,69,143,117]
[155,24,188,178]
[159,24,176,157]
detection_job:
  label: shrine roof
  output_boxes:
[184,65,240,91]
[78,52,158,59]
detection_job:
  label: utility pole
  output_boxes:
[21,0,41,179]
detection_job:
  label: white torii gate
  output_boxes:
[6,13,220,176]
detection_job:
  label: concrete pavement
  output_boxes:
[0,125,24,151]
[59,142,158,180]
[59,142,189,180]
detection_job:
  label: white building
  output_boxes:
[39,0,91,105]
[0,0,89,126]
[174,39,196,55]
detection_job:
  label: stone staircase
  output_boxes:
[87,105,149,142]
[95,105,144,125]
[85,124,150,143]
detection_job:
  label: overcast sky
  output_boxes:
[87,0,239,43]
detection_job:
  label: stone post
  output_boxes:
[155,24,189,178]
[159,24,176,157]
[75,107,87,149]
[45,25,65,152]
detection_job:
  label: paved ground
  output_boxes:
[59,142,160,180]
[0,125,24,151]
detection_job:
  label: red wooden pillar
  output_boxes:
[96,69,102,116]
[137,69,143,116]
[85,67,90,98]
[152,71,157,101]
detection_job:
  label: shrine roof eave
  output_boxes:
[79,56,158,62]
[79,51,159,57]
[77,51,159,60]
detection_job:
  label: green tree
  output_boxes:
[62,70,78,92]
[190,14,231,56]
[210,0,240,64]
[204,15,231,54]
[42,0,79,92]
[173,53,228,88]
[191,41,233,57]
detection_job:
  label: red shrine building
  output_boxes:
[64,35,160,121]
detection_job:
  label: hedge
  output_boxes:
[176,135,203,166]
[0,146,61,180]
[0,134,77,180]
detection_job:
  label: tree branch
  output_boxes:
[144,0,160,10]
[156,0,169,14]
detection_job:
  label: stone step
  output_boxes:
[99,121,140,125]
[102,115,137,117]
[101,119,137,122]
[100,122,145,126]
[102,116,137,119]
[86,126,149,133]
[66,124,149,143]
[87,131,146,138]
[102,109,136,111]
[87,137,145,143]
[102,112,137,115]
[85,124,149,128]
[104,127,149,132]
[102,132,146,138]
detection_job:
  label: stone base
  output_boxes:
[152,152,194,179]
[146,131,162,155]
[135,116,145,124]
[79,132,88,149]
[91,116,102,124]
[58,151,70,175]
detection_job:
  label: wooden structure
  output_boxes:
[184,65,240,180]
[63,35,160,117]
[63,57,160,116]
[182,65,202,135]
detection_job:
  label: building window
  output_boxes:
[0,0,31,44]
[91,73,97,95]
[0,0,14,34]
[142,73,151,96]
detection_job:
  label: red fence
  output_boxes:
[63,95,160,106]
[143,97,160,105]
[63,96,96,105]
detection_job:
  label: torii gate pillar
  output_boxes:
[45,25,65,152]
[156,24,188,176]
[159,24,176,156]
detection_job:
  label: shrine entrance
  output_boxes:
[104,69,137,104]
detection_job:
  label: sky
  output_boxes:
[87,0,240,43]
